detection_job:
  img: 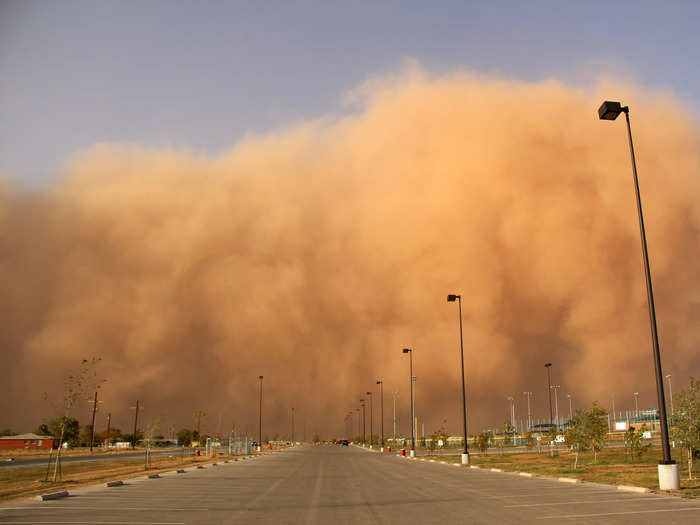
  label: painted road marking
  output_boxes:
[536,507,700,519]
[504,496,668,507]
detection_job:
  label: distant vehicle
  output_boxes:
[341,440,349,446]
[335,440,342,445]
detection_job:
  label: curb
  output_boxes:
[558,477,580,484]
[618,485,650,493]
[106,480,124,487]
[491,468,503,472]
[36,491,69,501]
[519,472,533,477]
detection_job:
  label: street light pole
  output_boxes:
[392,389,398,444]
[377,381,385,451]
[355,408,360,441]
[523,392,533,431]
[598,100,678,489]
[567,394,572,422]
[544,363,553,429]
[402,348,416,457]
[634,392,639,418]
[360,399,366,446]
[551,385,560,430]
[447,294,470,465]
[666,374,674,416]
[258,376,263,452]
[366,391,373,447]
[507,396,515,430]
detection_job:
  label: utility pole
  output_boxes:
[89,391,98,452]
[523,392,533,431]
[194,410,206,441]
[131,400,140,449]
[291,407,295,444]
[634,392,639,418]
[567,394,573,422]
[105,413,111,448]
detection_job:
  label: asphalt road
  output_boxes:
[0,449,184,469]
[1,445,698,524]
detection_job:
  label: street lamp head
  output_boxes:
[598,100,626,120]
[447,294,459,302]
[402,348,411,354]
[544,363,552,368]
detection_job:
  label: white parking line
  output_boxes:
[0,522,185,524]
[0,507,209,512]
[536,507,700,519]
[504,496,668,507]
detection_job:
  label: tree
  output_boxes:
[34,424,50,436]
[177,428,193,447]
[476,432,491,455]
[503,421,514,446]
[48,416,80,446]
[524,431,536,450]
[670,377,700,480]
[564,402,609,467]
[623,424,651,460]
[587,402,608,463]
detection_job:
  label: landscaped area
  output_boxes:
[433,445,699,496]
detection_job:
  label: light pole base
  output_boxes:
[658,463,680,490]
[380,447,384,453]
[369,445,373,449]
[409,449,415,458]
[461,453,470,465]
[256,446,261,452]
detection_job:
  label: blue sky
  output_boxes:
[1,0,699,185]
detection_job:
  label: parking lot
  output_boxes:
[1,446,698,524]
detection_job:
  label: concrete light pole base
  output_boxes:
[409,449,415,458]
[658,463,680,490]
[380,447,384,453]
[461,453,470,465]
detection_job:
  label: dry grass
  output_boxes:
[0,451,253,502]
[434,446,700,497]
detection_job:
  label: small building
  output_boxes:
[0,433,60,450]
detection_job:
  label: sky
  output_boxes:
[1,1,699,440]
[2,1,699,185]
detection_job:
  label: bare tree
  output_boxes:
[46,358,103,481]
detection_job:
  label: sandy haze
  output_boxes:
[2,69,699,440]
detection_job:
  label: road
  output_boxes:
[1,445,698,524]
[0,449,185,469]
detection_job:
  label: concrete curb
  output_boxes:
[105,480,124,487]
[519,472,533,477]
[558,477,580,484]
[490,468,503,472]
[618,485,650,493]
[36,491,69,501]
[470,465,481,469]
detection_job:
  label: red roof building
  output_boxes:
[0,433,60,450]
